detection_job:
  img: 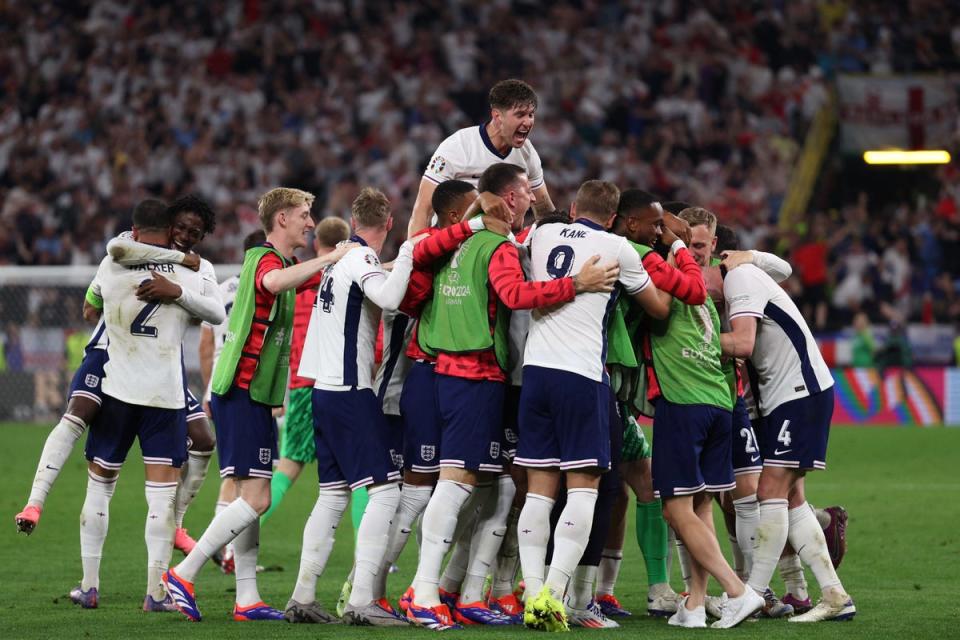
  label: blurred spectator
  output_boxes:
[851,312,876,368]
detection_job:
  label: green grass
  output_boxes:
[1,424,958,638]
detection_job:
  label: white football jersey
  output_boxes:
[423,125,544,189]
[523,219,652,383]
[203,274,239,402]
[724,264,834,415]
[299,244,392,390]
[373,309,415,416]
[93,256,204,408]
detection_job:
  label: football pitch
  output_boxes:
[1,424,957,639]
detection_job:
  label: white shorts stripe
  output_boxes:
[92,457,123,470]
[186,413,207,422]
[559,458,600,470]
[142,456,174,466]
[318,480,350,490]
[705,482,737,492]
[513,457,561,468]
[247,469,273,479]
[71,391,102,405]
[410,464,441,473]
[350,476,375,489]
[764,460,801,468]
[734,466,764,476]
[219,466,235,478]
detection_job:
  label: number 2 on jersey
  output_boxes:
[740,427,758,453]
[130,302,161,337]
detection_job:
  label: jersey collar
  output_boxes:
[573,217,606,231]
[350,234,368,247]
[479,122,510,160]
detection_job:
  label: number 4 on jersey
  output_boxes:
[318,274,335,312]
[777,419,792,447]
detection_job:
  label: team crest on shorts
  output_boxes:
[84,374,99,388]
[489,441,501,459]
[420,445,435,462]
[504,428,518,444]
[390,449,404,469]
[258,448,271,465]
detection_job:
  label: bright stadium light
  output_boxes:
[863,150,951,165]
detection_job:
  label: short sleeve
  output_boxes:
[724,265,769,320]
[525,142,545,189]
[423,133,465,185]
[344,247,388,290]
[617,239,651,294]
[254,252,284,294]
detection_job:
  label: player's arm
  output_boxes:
[720,266,768,357]
[720,316,758,358]
[199,325,214,390]
[525,144,554,215]
[83,281,102,324]
[640,241,707,305]
[531,184,555,216]
[398,267,434,317]
[618,241,673,320]
[106,233,201,271]
[721,250,793,283]
[358,239,423,312]
[409,178,439,238]
[261,242,358,295]
[489,245,617,310]
[412,216,510,269]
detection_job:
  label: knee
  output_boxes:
[187,420,216,452]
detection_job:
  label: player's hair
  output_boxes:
[132,198,171,231]
[432,180,476,218]
[575,180,620,220]
[617,188,658,216]
[489,79,538,112]
[315,217,351,249]
[167,194,216,235]
[678,207,718,235]
[351,187,391,228]
[258,187,316,232]
[478,163,526,197]
[662,201,693,215]
[715,224,740,254]
[243,230,266,250]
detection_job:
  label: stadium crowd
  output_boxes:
[1,0,959,332]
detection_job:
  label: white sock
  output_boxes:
[733,494,760,577]
[145,481,177,600]
[438,481,490,594]
[349,483,400,607]
[788,503,843,593]
[568,564,597,609]
[491,505,522,598]
[175,451,211,528]
[29,414,85,507]
[778,553,808,600]
[80,470,117,591]
[412,479,473,607]
[292,488,350,604]
[814,506,830,529]
[747,499,789,594]
[729,533,745,578]
[215,500,229,516]
[377,483,433,598]
[177,497,258,582]
[544,488,598,598]
[666,526,676,581]
[676,539,693,592]
[517,492,555,599]
[460,475,516,604]
[234,517,262,606]
[597,548,622,596]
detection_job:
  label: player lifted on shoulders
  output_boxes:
[409,79,553,237]
[163,188,353,622]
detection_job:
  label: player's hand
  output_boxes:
[482,215,511,237]
[82,301,102,324]
[181,253,201,272]
[573,255,619,293]
[272,406,285,418]
[476,192,512,224]
[720,250,754,271]
[136,272,182,303]
[662,212,691,245]
[328,241,361,263]
[659,221,679,247]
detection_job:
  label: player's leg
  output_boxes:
[459,473,516,612]
[488,384,524,614]
[216,476,238,573]
[18,350,107,533]
[173,390,214,554]
[409,376,504,628]
[595,482,627,604]
[140,405,189,612]
[263,385,314,524]
[729,397,762,578]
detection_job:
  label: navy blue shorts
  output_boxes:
[385,414,405,471]
[211,387,277,479]
[69,349,108,406]
[501,385,522,462]
[399,361,442,473]
[761,390,833,471]
[651,399,734,499]
[85,393,187,470]
[312,388,402,490]
[732,396,763,476]
[515,365,610,471]
[436,374,504,473]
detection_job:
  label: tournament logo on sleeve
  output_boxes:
[428,155,447,173]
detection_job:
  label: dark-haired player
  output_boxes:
[409,79,555,237]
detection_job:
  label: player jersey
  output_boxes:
[289,285,318,389]
[373,309,414,415]
[523,218,652,383]
[206,275,239,363]
[299,239,395,390]
[724,264,834,415]
[93,255,203,409]
[423,124,545,189]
